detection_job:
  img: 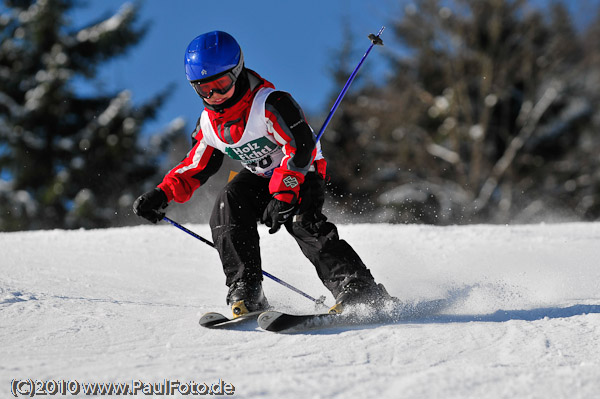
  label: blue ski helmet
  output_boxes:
[184,31,244,83]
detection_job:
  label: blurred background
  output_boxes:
[1,0,599,231]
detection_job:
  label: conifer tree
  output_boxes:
[323,0,598,224]
[0,0,180,230]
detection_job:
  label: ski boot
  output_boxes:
[227,280,269,318]
[329,280,396,314]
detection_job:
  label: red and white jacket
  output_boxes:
[158,70,326,204]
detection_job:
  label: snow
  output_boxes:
[1,222,600,398]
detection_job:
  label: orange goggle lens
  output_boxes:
[191,73,235,98]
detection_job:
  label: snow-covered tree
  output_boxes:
[0,0,182,230]
[322,0,600,224]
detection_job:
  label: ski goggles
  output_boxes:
[190,72,236,99]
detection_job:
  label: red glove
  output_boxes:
[268,168,305,203]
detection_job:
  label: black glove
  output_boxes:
[133,188,168,224]
[262,197,298,234]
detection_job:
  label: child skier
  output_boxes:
[133,31,393,317]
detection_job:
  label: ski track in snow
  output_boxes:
[1,222,600,398]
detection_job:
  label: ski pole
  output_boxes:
[162,216,327,307]
[262,270,325,306]
[316,26,385,143]
[163,215,215,248]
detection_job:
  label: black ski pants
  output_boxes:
[209,168,376,298]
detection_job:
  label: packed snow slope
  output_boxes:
[1,222,600,399]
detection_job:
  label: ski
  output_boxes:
[199,311,262,329]
[258,298,452,333]
[203,297,454,332]
[258,310,343,332]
